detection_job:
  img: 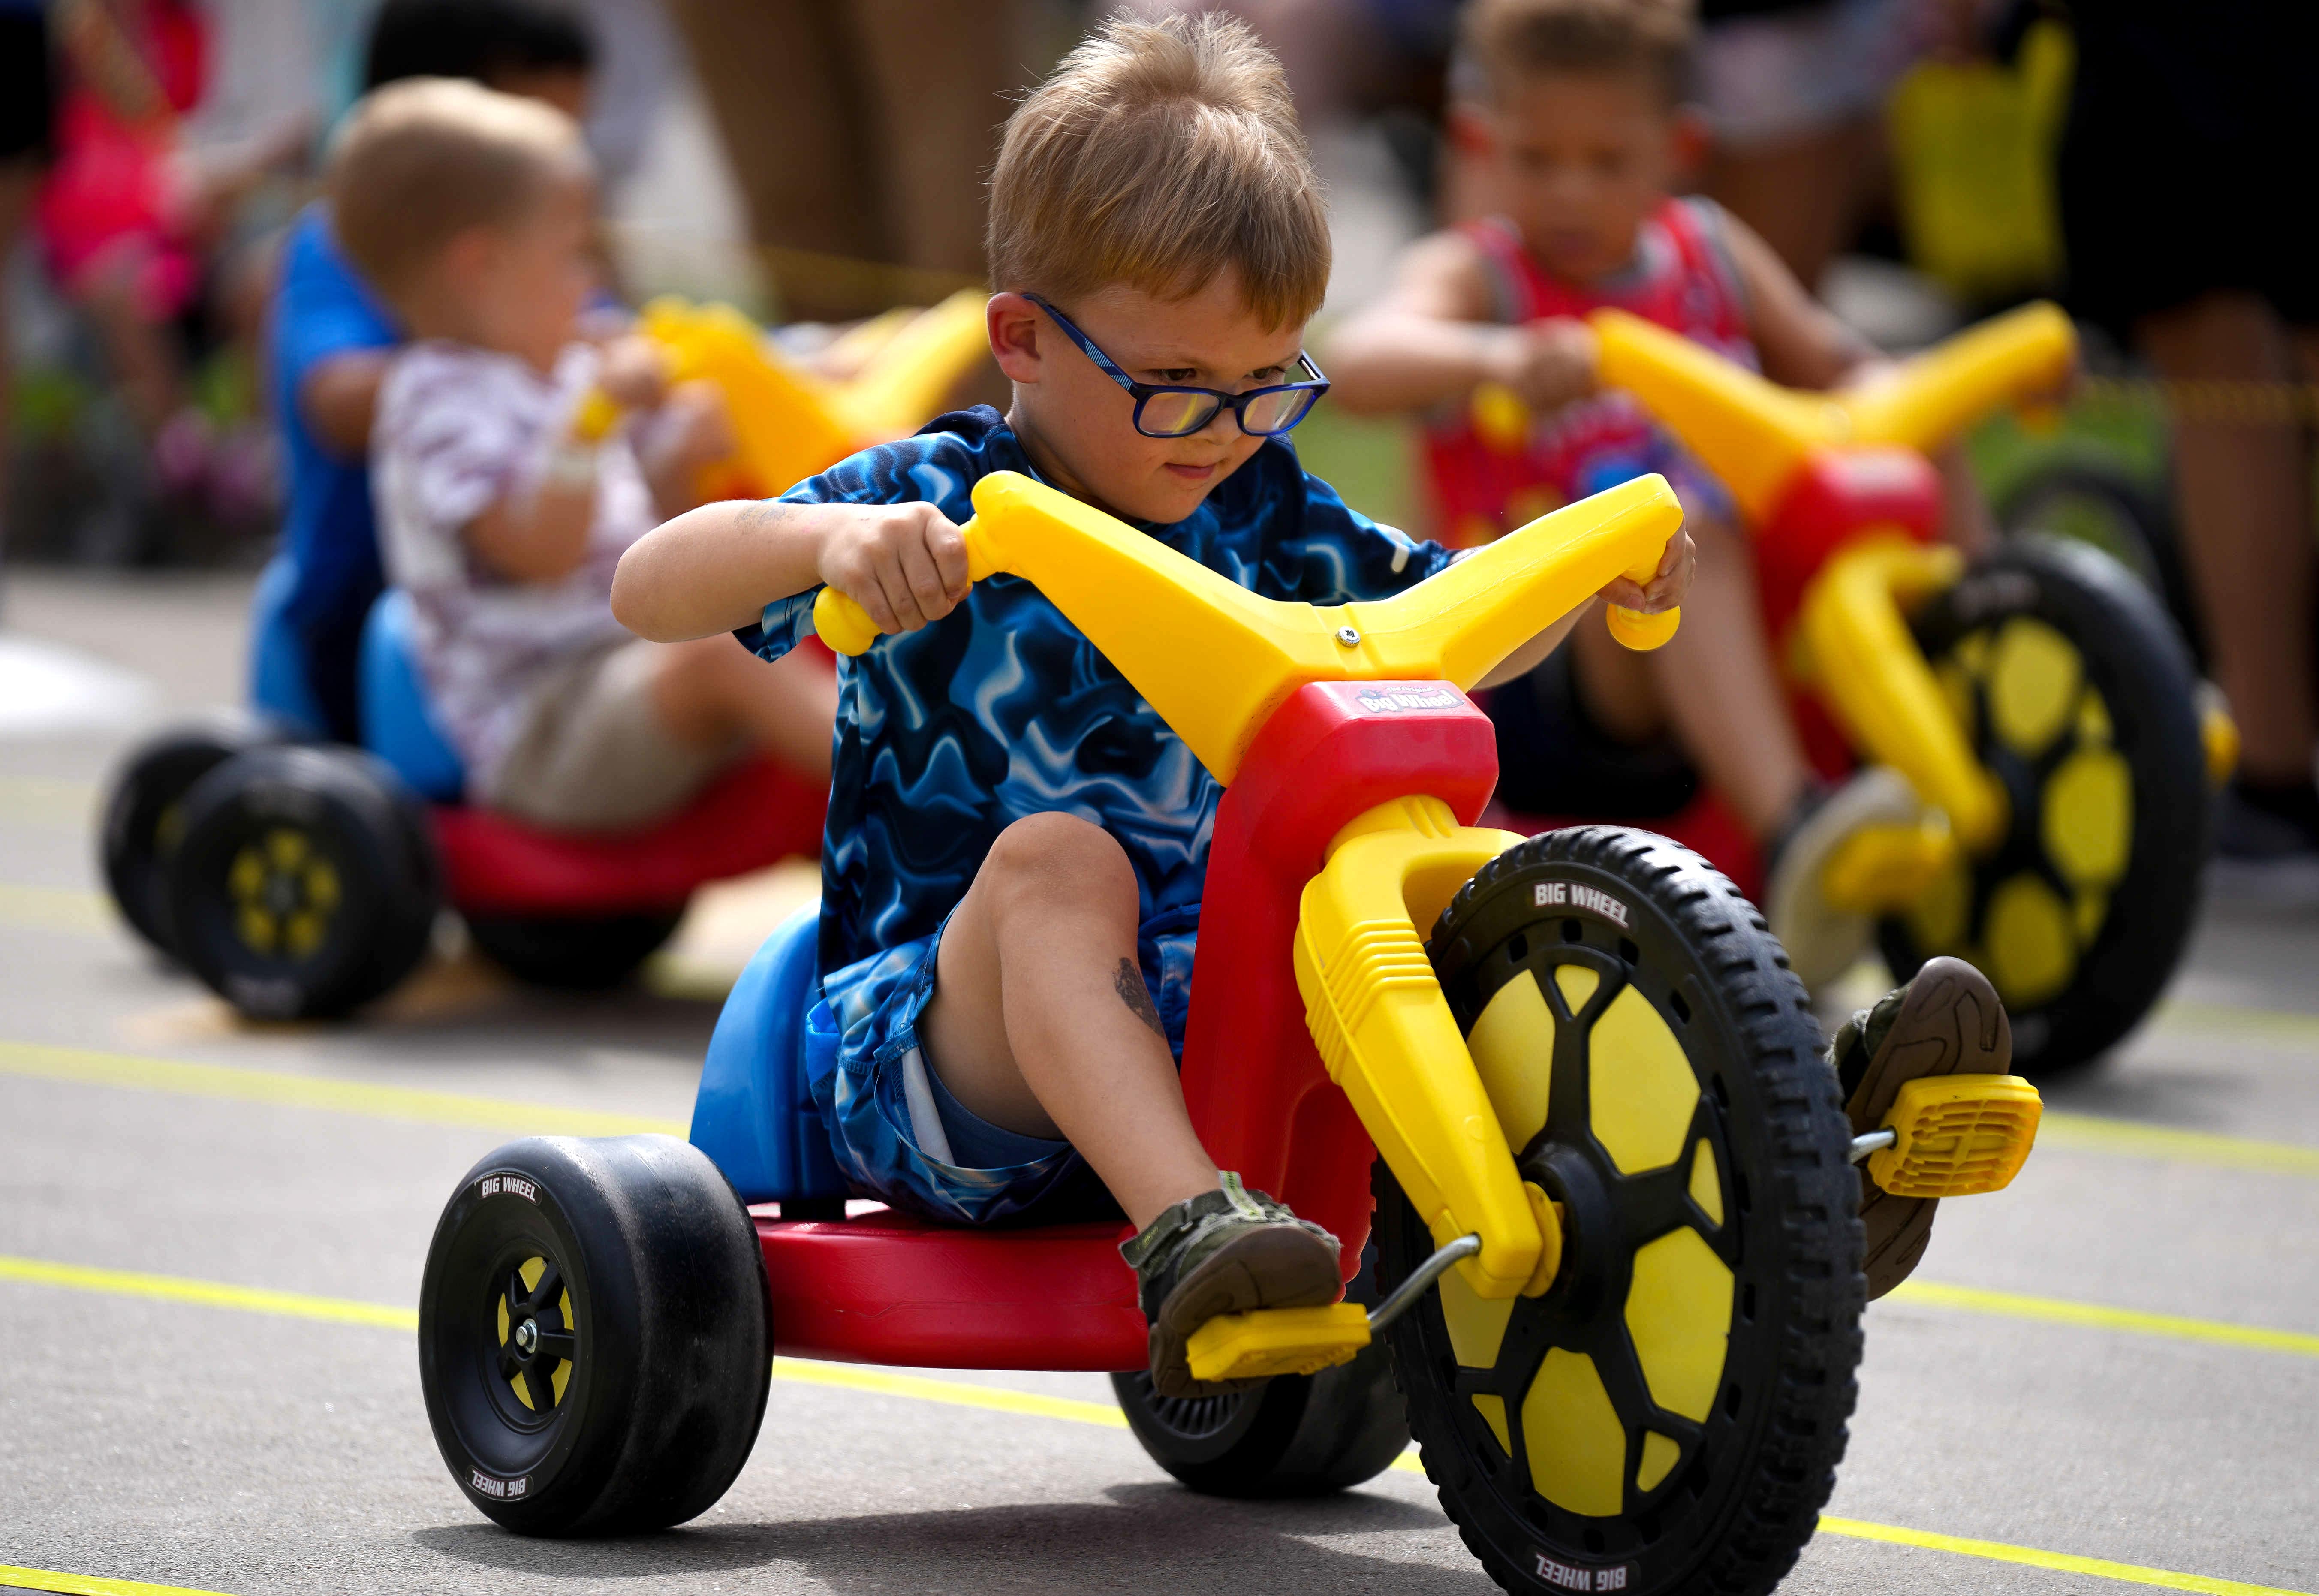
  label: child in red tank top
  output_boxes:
[1325,0,1953,990]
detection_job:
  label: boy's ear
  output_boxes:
[1669,105,1714,184]
[987,291,1044,384]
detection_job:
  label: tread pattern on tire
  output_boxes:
[1384,825,1862,1596]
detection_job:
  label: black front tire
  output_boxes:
[1878,536,2208,1072]
[1112,1247,1410,1497]
[1387,826,1861,1596]
[165,745,440,1018]
[464,909,686,991]
[417,1135,772,1536]
[99,710,293,956]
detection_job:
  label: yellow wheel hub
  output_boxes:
[495,1254,575,1415]
[1914,618,2135,1008]
[226,826,341,961]
[1450,946,1734,1518]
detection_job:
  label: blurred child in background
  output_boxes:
[328,79,834,830]
[258,0,596,742]
[1324,0,1973,987]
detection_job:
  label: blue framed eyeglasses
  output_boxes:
[1023,293,1330,439]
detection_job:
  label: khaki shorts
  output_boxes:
[482,638,740,832]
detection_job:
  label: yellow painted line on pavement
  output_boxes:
[2038,1112,2319,1178]
[4,1255,2312,1596]
[1887,1280,2319,1358]
[772,1358,1130,1429]
[1816,1517,2312,1595]
[0,1256,416,1331]
[0,1568,235,1596]
[0,1039,687,1138]
[0,775,98,826]
[2155,999,2319,1046]
[0,883,113,934]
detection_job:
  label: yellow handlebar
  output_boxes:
[1590,301,2076,521]
[811,470,1682,784]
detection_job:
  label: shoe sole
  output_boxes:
[1848,955,2012,1300]
[1147,1225,1345,1399]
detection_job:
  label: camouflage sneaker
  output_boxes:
[1122,1172,1343,1399]
[1832,955,2012,1299]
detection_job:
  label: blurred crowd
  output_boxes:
[1,0,2314,872]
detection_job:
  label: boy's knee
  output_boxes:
[980,812,1135,918]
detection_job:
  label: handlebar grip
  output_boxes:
[810,515,988,656]
[811,587,884,656]
[1608,604,1679,650]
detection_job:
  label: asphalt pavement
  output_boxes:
[3,569,2316,1596]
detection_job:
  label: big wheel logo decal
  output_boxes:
[1532,879,1632,930]
[1533,1551,1632,1590]
[479,1175,538,1202]
[470,1469,530,1499]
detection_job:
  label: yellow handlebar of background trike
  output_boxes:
[1590,301,2077,522]
[811,470,1684,785]
[620,289,991,501]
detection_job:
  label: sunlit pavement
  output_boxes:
[3,571,2315,1596]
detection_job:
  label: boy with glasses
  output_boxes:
[614,14,1689,1396]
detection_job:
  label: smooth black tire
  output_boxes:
[99,709,294,957]
[1879,536,2208,1073]
[1111,1246,1410,1497]
[464,909,686,991]
[1384,826,1861,1596]
[417,1135,772,1536]
[1997,459,2200,661]
[166,744,440,1018]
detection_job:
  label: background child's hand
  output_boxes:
[815,502,973,635]
[598,334,672,411]
[1491,318,1600,412]
[1597,524,1693,614]
[636,380,737,517]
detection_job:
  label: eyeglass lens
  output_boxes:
[1136,386,1314,438]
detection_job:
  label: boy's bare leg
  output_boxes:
[1573,513,1813,839]
[919,812,1219,1230]
[647,636,839,783]
[2140,294,2316,783]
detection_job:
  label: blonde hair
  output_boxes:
[1461,0,1697,105]
[987,12,1329,331]
[326,76,588,302]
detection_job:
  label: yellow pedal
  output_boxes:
[1820,818,1958,915]
[1184,1303,1371,1383]
[1867,1073,2042,1199]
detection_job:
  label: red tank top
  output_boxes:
[1422,198,1756,547]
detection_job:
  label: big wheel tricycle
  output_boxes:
[415,469,2040,1594]
[1482,304,2220,1072]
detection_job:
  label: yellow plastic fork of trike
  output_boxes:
[1590,301,2075,523]
[814,470,1687,1340]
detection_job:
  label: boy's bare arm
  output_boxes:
[613,498,970,643]
[465,471,599,585]
[1324,233,1594,416]
[1721,213,1879,390]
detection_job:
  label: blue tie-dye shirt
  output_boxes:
[741,407,1451,1179]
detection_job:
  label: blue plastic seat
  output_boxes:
[357,591,467,801]
[690,903,850,1204]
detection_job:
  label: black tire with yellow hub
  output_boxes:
[1878,536,2207,1072]
[100,710,294,958]
[166,745,439,1019]
[417,1135,771,1535]
[1386,825,1861,1596]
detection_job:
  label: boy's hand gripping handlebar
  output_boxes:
[811,470,1684,785]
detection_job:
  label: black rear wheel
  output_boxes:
[166,745,439,1018]
[1386,825,1861,1596]
[1878,536,2208,1072]
[1112,1246,1409,1497]
[417,1135,771,1535]
[99,710,293,956]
